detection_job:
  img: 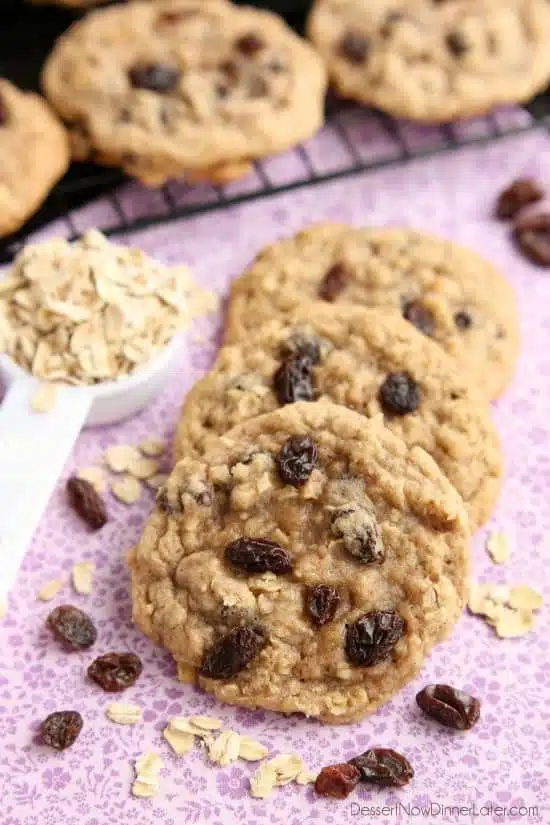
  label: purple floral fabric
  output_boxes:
[1,114,550,825]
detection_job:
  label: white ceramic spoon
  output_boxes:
[0,333,183,602]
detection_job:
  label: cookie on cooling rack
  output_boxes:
[0,79,69,239]
[130,401,470,723]
[175,305,502,530]
[41,0,327,186]
[225,224,520,400]
[307,0,550,121]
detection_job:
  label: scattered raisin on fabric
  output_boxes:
[349,748,414,787]
[47,605,97,650]
[87,652,143,692]
[306,585,340,627]
[379,372,421,415]
[40,711,83,750]
[314,763,361,798]
[514,213,550,267]
[277,435,318,487]
[416,684,481,730]
[495,178,543,220]
[225,537,293,574]
[345,610,405,666]
[200,624,266,679]
[67,476,107,530]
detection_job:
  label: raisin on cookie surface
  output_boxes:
[0,79,69,239]
[176,306,502,530]
[307,0,550,121]
[130,402,470,723]
[41,0,327,186]
[226,225,520,400]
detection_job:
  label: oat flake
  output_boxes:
[105,444,141,474]
[106,703,143,725]
[76,466,106,494]
[72,561,95,595]
[163,726,195,756]
[238,737,270,762]
[37,578,65,601]
[127,456,159,480]
[508,585,544,611]
[207,730,241,767]
[112,476,142,505]
[486,531,511,565]
[139,438,166,457]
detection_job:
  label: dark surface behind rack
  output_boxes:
[0,0,549,263]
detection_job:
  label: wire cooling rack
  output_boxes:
[0,1,549,263]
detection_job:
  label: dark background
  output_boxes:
[0,0,311,89]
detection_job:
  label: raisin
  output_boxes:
[416,684,481,730]
[225,537,293,574]
[345,610,405,667]
[446,31,468,57]
[88,652,143,692]
[379,372,421,415]
[281,332,322,365]
[128,64,180,93]
[306,585,340,627]
[319,262,350,301]
[315,763,360,799]
[200,624,266,679]
[339,31,370,64]
[235,32,265,56]
[277,436,318,487]
[331,507,385,564]
[454,310,472,329]
[273,355,316,404]
[40,711,83,751]
[0,94,7,126]
[403,301,435,336]
[349,748,414,787]
[495,178,543,220]
[47,605,97,650]
[514,212,550,266]
[67,476,107,530]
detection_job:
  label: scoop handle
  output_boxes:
[0,379,91,601]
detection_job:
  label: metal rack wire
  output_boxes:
[0,1,549,263]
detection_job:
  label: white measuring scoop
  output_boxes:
[0,333,183,602]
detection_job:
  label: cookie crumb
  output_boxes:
[31,383,57,413]
[77,466,106,494]
[139,438,166,457]
[486,531,510,565]
[72,561,95,595]
[37,578,65,602]
[112,476,142,505]
[106,703,143,725]
[105,444,142,474]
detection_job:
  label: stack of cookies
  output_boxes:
[129,224,520,723]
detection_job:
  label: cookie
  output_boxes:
[307,0,550,122]
[226,225,520,400]
[41,0,327,186]
[0,79,70,239]
[130,401,470,723]
[176,305,502,530]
